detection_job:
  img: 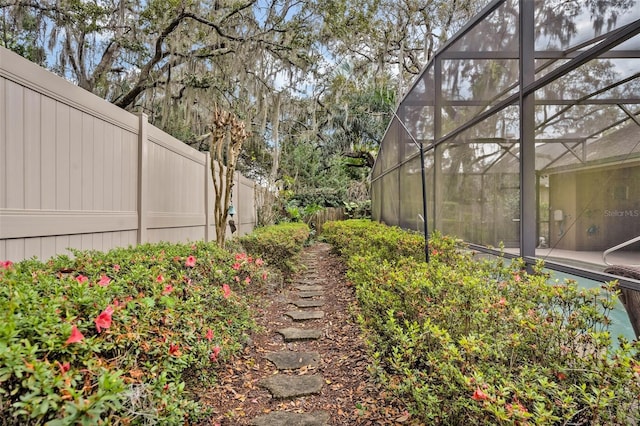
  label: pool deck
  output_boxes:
[504,248,640,271]
[536,249,639,268]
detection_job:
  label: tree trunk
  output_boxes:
[604,265,640,339]
[269,92,281,187]
[210,106,246,247]
[620,288,640,339]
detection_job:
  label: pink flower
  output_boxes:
[235,253,246,261]
[113,264,121,272]
[205,329,214,341]
[255,258,264,267]
[185,256,196,268]
[234,276,240,282]
[247,256,253,263]
[514,274,521,282]
[98,275,111,287]
[471,388,489,401]
[210,346,221,362]
[65,325,84,344]
[222,284,231,299]
[244,276,251,284]
[262,272,268,281]
[75,275,88,284]
[169,343,181,356]
[1,260,14,269]
[498,297,507,307]
[156,274,164,283]
[232,262,241,271]
[162,284,173,295]
[58,361,71,374]
[95,306,114,333]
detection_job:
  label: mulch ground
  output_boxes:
[198,242,418,425]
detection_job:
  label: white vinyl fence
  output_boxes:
[0,47,257,262]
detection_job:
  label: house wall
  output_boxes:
[549,173,577,250]
[0,47,257,262]
[549,164,640,251]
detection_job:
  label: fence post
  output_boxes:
[137,113,148,244]
[233,170,239,235]
[204,152,211,242]
[250,179,256,234]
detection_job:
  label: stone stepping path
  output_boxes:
[295,285,324,292]
[249,411,330,426]
[277,327,323,342]
[260,374,324,398]
[251,248,330,425]
[285,310,325,321]
[298,275,322,281]
[289,299,325,308]
[265,351,320,370]
[298,290,324,298]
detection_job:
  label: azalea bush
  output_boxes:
[323,220,640,425]
[323,219,424,263]
[239,222,310,281]
[0,241,267,424]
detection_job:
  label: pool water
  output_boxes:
[549,270,636,343]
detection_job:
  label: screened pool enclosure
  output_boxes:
[372,0,640,288]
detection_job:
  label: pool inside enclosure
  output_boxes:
[372,0,640,294]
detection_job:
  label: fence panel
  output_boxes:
[236,173,257,236]
[0,47,257,262]
[145,124,208,243]
[312,207,345,235]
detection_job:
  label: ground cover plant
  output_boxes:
[0,241,268,425]
[239,222,310,282]
[323,219,640,425]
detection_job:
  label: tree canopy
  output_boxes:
[2,0,487,219]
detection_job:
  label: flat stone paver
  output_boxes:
[297,291,324,298]
[260,374,323,399]
[249,411,330,426]
[265,351,320,370]
[277,327,323,341]
[289,299,325,308]
[285,310,324,321]
[295,285,324,292]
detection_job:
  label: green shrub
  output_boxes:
[0,241,267,424]
[343,200,371,219]
[239,223,310,281]
[324,220,640,425]
[323,219,427,262]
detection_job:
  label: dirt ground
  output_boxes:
[199,242,418,425]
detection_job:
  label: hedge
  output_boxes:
[239,222,310,281]
[323,219,640,425]
[0,241,267,424]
